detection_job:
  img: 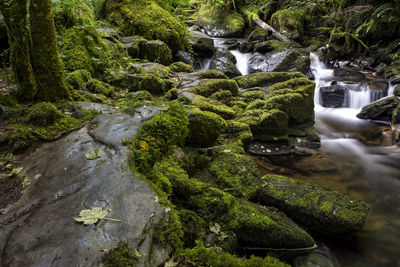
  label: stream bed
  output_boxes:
[200,36,400,266]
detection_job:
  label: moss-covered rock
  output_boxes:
[209,90,233,106]
[105,70,168,95]
[178,242,290,267]
[196,70,229,79]
[191,79,239,97]
[240,90,265,102]
[192,95,236,120]
[197,6,245,38]
[234,72,304,89]
[27,102,63,126]
[169,61,194,73]
[103,0,190,52]
[259,174,370,235]
[65,69,92,90]
[237,109,289,142]
[248,27,270,42]
[101,242,135,267]
[208,149,259,199]
[186,109,227,147]
[138,39,172,65]
[129,63,171,79]
[53,0,95,31]
[84,79,115,97]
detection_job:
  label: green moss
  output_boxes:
[60,25,112,75]
[246,99,266,110]
[153,209,184,250]
[138,39,172,65]
[106,70,169,95]
[229,199,315,248]
[27,102,63,126]
[103,0,190,52]
[65,69,92,90]
[178,241,290,267]
[208,149,260,199]
[84,79,115,97]
[209,90,233,106]
[233,72,304,89]
[240,90,265,102]
[5,125,37,152]
[53,0,95,31]
[130,62,171,79]
[186,109,227,148]
[102,242,134,267]
[191,79,239,97]
[192,95,236,120]
[266,92,314,125]
[129,102,189,173]
[165,88,178,100]
[197,5,245,38]
[197,70,228,79]
[259,174,370,235]
[169,61,194,73]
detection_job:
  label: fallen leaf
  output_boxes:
[210,223,221,234]
[85,149,105,160]
[74,207,122,225]
[139,141,149,151]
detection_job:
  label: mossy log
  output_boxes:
[242,10,289,43]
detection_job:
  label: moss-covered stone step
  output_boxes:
[259,174,370,236]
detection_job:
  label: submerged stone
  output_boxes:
[259,174,370,236]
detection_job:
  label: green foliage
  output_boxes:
[53,0,96,31]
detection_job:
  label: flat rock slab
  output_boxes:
[0,107,168,266]
[259,174,369,236]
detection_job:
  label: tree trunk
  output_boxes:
[30,0,69,101]
[0,0,38,101]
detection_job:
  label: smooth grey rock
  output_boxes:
[209,49,241,78]
[320,85,347,108]
[190,30,215,57]
[0,107,168,267]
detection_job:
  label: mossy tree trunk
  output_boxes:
[30,0,69,101]
[0,0,38,101]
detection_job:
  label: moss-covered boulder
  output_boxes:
[103,0,190,52]
[169,62,194,73]
[229,200,315,248]
[259,174,370,235]
[191,79,239,97]
[190,30,215,57]
[192,95,236,120]
[234,72,304,89]
[197,6,245,38]
[356,96,398,121]
[237,109,289,142]
[129,62,171,79]
[105,70,168,95]
[84,79,115,97]
[27,102,63,126]
[139,40,172,65]
[186,109,227,147]
[65,69,92,90]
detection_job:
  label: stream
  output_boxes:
[200,37,400,266]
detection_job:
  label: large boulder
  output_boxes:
[270,8,307,41]
[186,109,227,148]
[190,30,215,57]
[259,174,370,235]
[234,72,304,89]
[197,6,245,38]
[248,49,310,75]
[209,49,241,78]
[320,85,348,107]
[103,0,190,52]
[121,37,172,65]
[356,96,399,121]
[0,107,171,266]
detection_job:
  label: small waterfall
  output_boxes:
[310,53,334,106]
[348,87,371,109]
[199,57,212,70]
[231,50,251,76]
[388,83,395,96]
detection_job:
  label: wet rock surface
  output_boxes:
[0,106,168,267]
[357,96,399,121]
[209,49,241,78]
[320,85,347,107]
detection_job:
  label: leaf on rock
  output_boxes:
[74,207,122,225]
[85,149,105,160]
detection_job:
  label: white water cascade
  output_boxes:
[231,50,251,75]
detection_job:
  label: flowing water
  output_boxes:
[198,36,400,266]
